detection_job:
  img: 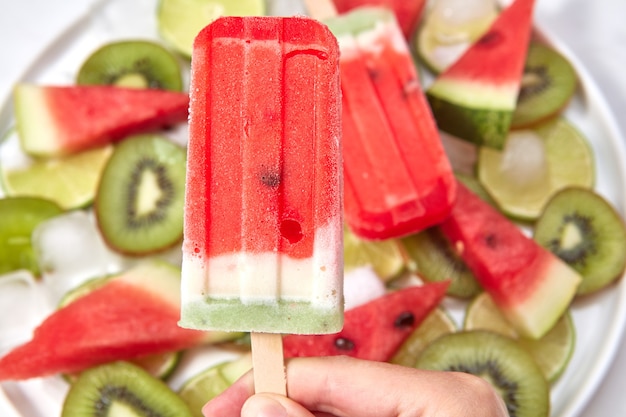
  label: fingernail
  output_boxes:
[242,394,288,417]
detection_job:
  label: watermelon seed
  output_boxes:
[334,337,355,351]
[259,168,281,188]
[394,311,415,328]
[476,30,502,47]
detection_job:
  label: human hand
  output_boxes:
[202,355,508,417]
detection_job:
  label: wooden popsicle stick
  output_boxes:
[303,0,338,20]
[250,332,287,395]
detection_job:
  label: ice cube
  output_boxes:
[0,270,51,355]
[32,210,126,305]
[344,266,387,310]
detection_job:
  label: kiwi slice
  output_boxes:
[416,330,550,417]
[401,227,482,298]
[511,42,578,129]
[95,134,186,256]
[61,361,192,417]
[76,40,184,91]
[0,196,62,276]
[533,187,626,295]
[464,292,576,383]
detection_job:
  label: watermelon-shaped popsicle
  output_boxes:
[180,17,343,335]
[325,7,456,241]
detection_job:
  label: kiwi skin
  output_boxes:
[533,187,626,295]
[416,330,550,417]
[61,361,193,417]
[76,40,184,91]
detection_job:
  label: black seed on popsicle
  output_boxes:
[259,169,281,188]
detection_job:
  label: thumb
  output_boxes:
[241,393,316,417]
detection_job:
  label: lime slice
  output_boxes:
[132,351,181,380]
[390,307,457,367]
[157,0,266,57]
[477,118,595,221]
[0,197,62,276]
[178,353,252,417]
[464,292,575,383]
[344,227,405,281]
[1,145,113,210]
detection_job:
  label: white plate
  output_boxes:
[0,0,625,416]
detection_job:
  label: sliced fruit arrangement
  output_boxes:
[94,134,187,256]
[13,84,189,157]
[0,260,235,381]
[0,197,62,276]
[416,330,550,417]
[477,117,595,220]
[62,361,193,417]
[464,292,575,383]
[0,0,625,416]
[1,144,113,210]
[534,187,626,295]
[283,282,449,361]
[76,40,184,91]
[426,0,535,148]
[156,0,266,57]
[415,0,499,73]
[438,181,582,339]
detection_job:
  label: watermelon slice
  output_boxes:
[0,260,233,381]
[331,0,427,38]
[283,282,449,361]
[439,182,581,339]
[14,84,189,157]
[426,0,535,149]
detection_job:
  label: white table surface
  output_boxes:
[0,0,624,415]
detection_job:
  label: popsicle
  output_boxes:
[307,1,457,240]
[179,17,343,337]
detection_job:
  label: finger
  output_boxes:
[202,371,254,416]
[241,393,317,417]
